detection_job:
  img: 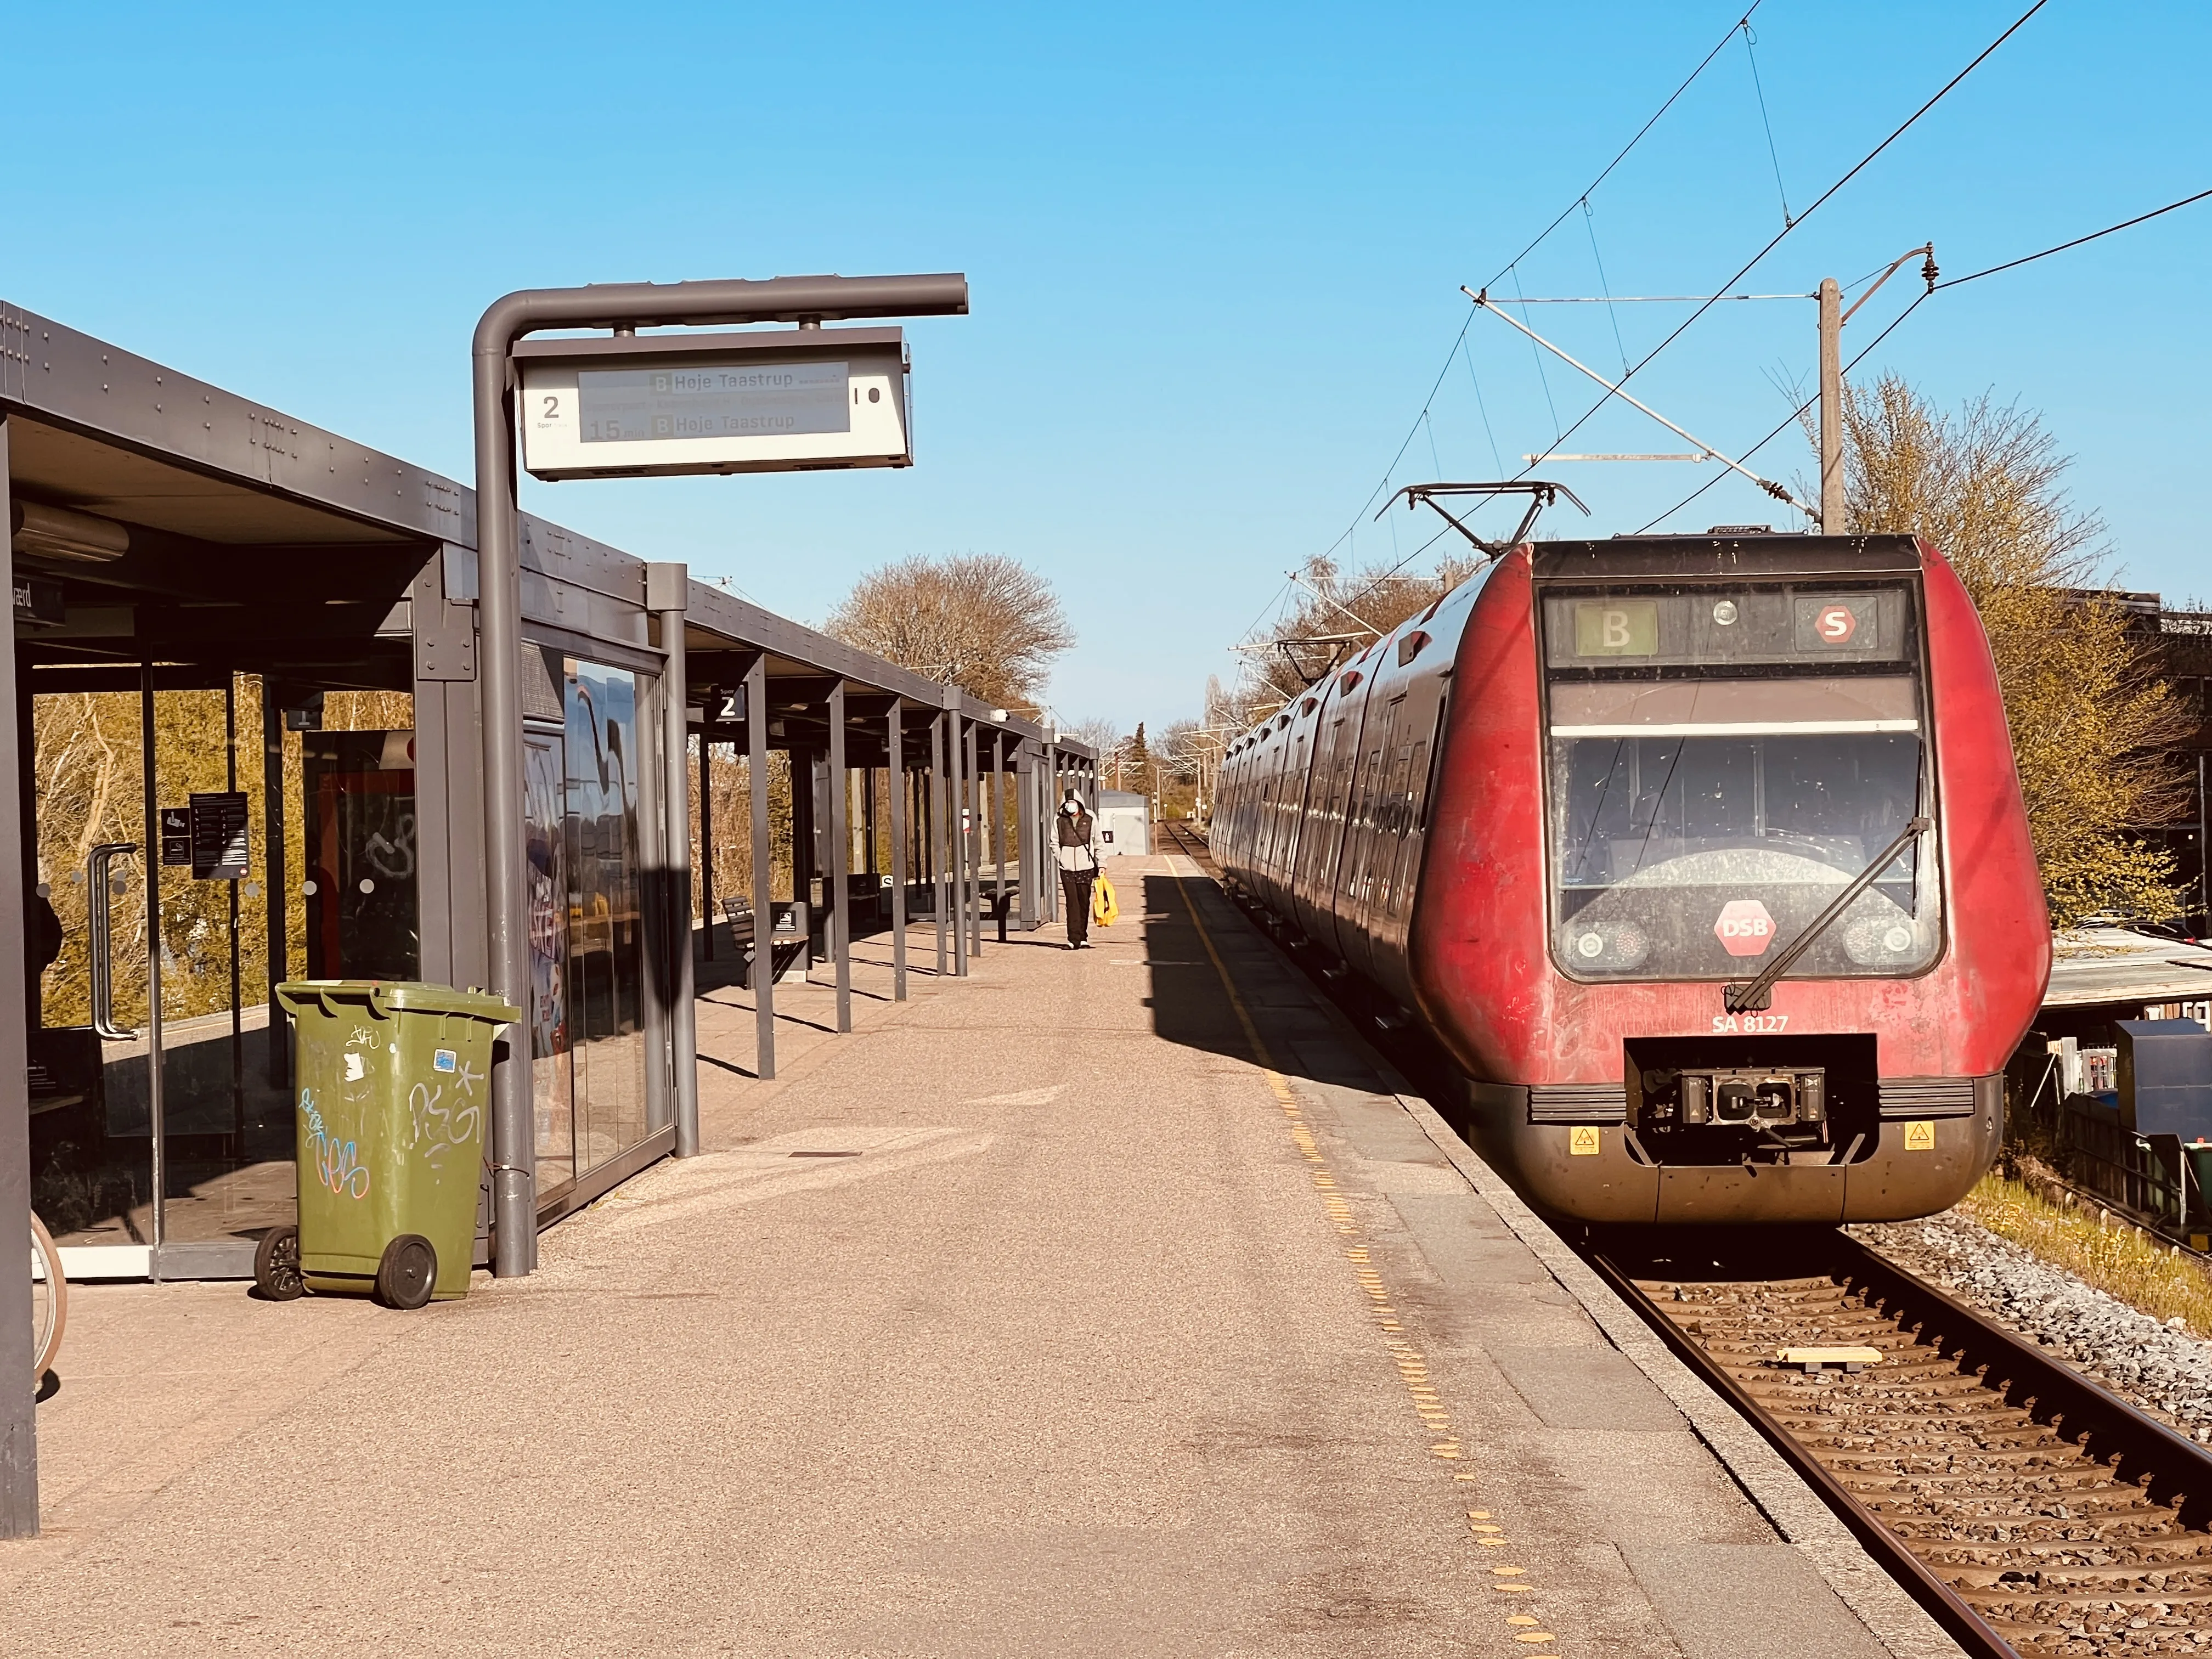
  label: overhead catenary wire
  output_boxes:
[1297,3,1773,571]
[1934,185,2212,289]
[1503,0,2051,481]
[1479,3,1769,290]
[1468,290,1815,518]
[1460,338,1508,476]
[1637,183,2212,532]
[1635,288,1933,532]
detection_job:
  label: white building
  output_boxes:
[1096,788,1150,857]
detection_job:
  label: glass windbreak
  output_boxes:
[564,660,647,1175]
[524,651,651,1200]
[1542,583,1939,982]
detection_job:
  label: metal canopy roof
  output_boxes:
[1,298,1093,760]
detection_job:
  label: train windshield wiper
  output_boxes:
[1723,816,1931,1014]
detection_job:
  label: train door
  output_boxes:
[1341,695,1404,979]
[1277,732,1309,907]
[1371,730,1415,927]
[1290,714,1343,945]
[1388,698,1451,944]
[1379,735,1421,926]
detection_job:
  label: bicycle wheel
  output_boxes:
[30,1214,66,1383]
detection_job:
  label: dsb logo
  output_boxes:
[1714,898,1776,957]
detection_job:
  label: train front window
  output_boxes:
[1539,583,1940,982]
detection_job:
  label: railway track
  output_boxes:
[1593,1233,2212,1657]
[1162,820,1215,871]
[1172,817,2212,1653]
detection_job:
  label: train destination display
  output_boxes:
[517,330,910,481]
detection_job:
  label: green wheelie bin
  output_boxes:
[255,980,520,1310]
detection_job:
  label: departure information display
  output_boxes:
[575,362,850,444]
[517,331,911,481]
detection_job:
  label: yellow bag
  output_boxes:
[1092,873,1119,928]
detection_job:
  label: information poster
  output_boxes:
[188,792,250,881]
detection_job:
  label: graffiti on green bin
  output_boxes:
[300,1089,371,1200]
[407,1080,479,1167]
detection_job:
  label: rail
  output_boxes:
[1590,1232,2212,1658]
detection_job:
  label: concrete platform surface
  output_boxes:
[0,851,1960,1657]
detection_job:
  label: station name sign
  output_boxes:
[516,326,910,482]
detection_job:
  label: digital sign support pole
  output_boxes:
[471,274,967,1277]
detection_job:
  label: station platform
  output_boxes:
[2,852,1960,1657]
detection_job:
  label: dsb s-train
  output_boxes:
[1212,532,2049,1225]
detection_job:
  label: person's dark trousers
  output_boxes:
[1060,870,1095,945]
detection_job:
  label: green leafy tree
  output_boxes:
[1838,374,2188,928]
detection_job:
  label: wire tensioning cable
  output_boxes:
[1741,20,1793,228]
[1503,0,2051,482]
[1581,199,1633,375]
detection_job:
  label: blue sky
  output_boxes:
[5,1,2207,733]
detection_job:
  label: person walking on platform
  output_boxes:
[1056,791,1107,949]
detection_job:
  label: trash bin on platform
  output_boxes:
[254,980,519,1309]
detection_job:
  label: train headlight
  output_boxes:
[1562,918,1650,970]
[1842,909,1925,967]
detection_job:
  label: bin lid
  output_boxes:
[275,979,521,1026]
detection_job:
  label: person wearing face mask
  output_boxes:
[1055,789,1107,949]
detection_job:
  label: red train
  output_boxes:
[1213,531,2049,1224]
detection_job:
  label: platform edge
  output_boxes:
[1392,1089,1968,1659]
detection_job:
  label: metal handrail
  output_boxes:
[87,842,138,1040]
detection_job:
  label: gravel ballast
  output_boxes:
[1855,1210,2212,1443]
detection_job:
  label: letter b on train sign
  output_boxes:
[1713,899,1775,957]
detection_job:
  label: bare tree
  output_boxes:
[825,553,1073,710]
[1240,551,1482,707]
[1839,374,2188,927]
[1065,715,1120,753]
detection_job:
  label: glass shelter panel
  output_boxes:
[525,729,574,1194]
[565,659,647,1178]
[523,650,653,1205]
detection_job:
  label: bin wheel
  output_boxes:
[374,1234,438,1311]
[253,1225,306,1302]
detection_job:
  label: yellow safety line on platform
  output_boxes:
[1167,854,1556,1653]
